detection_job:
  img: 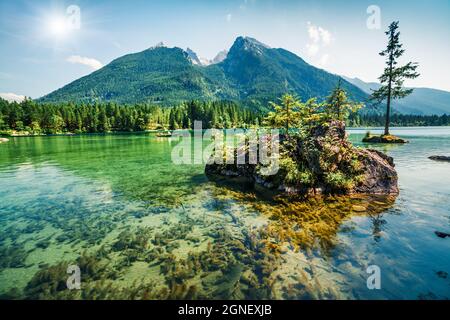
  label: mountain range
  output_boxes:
[186,48,228,66]
[39,36,449,115]
[343,76,450,116]
[39,36,367,111]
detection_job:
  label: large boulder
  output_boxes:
[353,148,398,194]
[205,121,399,196]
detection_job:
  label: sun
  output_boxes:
[47,15,68,38]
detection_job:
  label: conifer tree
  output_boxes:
[371,21,419,135]
[326,80,363,121]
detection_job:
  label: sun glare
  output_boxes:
[47,16,68,37]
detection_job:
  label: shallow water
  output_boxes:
[0,127,449,299]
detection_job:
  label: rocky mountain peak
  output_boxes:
[211,50,228,64]
[230,36,270,55]
[186,48,202,65]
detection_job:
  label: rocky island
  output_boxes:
[206,120,398,197]
[428,155,450,162]
[362,133,408,144]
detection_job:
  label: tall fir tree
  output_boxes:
[371,21,420,135]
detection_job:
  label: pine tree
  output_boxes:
[264,94,301,135]
[325,80,363,121]
[371,21,420,135]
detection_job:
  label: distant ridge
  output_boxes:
[344,76,450,115]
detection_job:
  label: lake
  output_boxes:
[1,127,450,299]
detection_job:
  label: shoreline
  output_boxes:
[2,125,450,139]
[0,130,163,138]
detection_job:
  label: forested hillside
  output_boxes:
[39,37,368,111]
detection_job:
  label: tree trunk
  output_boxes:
[385,61,393,136]
[286,102,289,135]
[385,87,391,135]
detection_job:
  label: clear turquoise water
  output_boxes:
[0,127,449,299]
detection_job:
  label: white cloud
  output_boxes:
[0,92,26,103]
[226,13,232,22]
[306,22,333,48]
[307,23,320,44]
[306,43,319,56]
[318,27,332,46]
[305,22,333,67]
[66,55,103,71]
[317,54,330,67]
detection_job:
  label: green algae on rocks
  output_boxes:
[206,120,399,197]
[362,133,408,144]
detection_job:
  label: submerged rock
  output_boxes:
[435,231,450,238]
[351,205,367,212]
[0,138,9,143]
[206,121,398,196]
[362,134,408,144]
[429,155,450,162]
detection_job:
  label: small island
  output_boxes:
[362,133,408,144]
[206,93,399,197]
[363,21,420,144]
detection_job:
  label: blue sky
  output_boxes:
[1,0,449,99]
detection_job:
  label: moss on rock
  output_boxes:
[206,121,399,196]
[362,134,408,144]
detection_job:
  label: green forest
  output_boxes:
[0,97,449,136]
[348,113,450,127]
[0,99,260,135]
